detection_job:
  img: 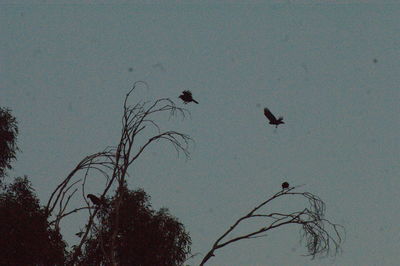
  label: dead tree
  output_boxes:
[199,185,344,265]
[45,81,192,265]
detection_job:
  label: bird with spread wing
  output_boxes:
[264,108,284,128]
[179,90,199,104]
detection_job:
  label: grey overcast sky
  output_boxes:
[1,2,399,266]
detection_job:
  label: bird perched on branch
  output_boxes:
[179,90,199,104]
[87,194,104,206]
[264,108,284,128]
[281,182,289,190]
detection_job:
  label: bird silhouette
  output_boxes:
[281,182,289,190]
[179,90,199,104]
[264,108,284,128]
[87,194,103,205]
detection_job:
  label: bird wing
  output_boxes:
[182,90,192,97]
[264,108,277,122]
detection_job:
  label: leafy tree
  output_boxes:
[46,82,193,264]
[0,108,66,264]
[0,176,66,265]
[0,107,19,179]
[76,185,191,265]
[41,81,343,265]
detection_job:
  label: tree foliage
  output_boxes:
[1,82,343,265]
[0,107,19,179]
[45,82,193,264]
[0,176,66,265]
[77,185,191,265]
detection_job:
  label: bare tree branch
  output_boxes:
[45,81,192,265]
[200,186,344,265]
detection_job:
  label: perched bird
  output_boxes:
[264,108,284,128]
[87,194,103,205]
[281,182,289,190]
[179,90,199,104]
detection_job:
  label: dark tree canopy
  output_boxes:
[78,186,191,266]
[0,176,66,265]
[0,107,19,179]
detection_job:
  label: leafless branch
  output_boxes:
[200,186,344,265]
[46,81,192,265]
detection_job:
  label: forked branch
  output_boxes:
[46,81,192,265]
[200,186,344,265]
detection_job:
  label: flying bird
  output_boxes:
[264,108,284,128]
[87,194,103,205]
[281,182,289,190]
[179,90,199,104]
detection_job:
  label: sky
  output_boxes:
[1,2,400,266]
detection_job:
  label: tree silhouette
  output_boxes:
[4,80,343,265]
[45,81,193,264]
[0,107,19,180]
[0,176,66,265]
[77,185,191,265]
[200,185,343,265]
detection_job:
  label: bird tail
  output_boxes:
[193,99,199,104]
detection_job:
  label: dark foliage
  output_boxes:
[0,176,66,265]
[78,186,191,266]
[0,107,19,179]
